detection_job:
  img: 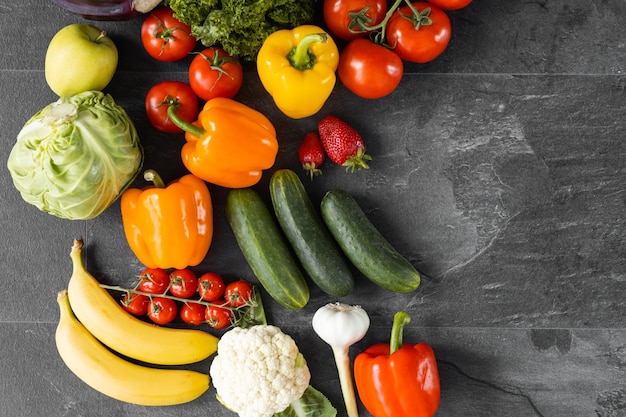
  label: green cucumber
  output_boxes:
[270,169,354,297]
[320,189,421,293]
[226,188,310,310]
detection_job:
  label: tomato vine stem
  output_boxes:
[348,0,432,46]
[100,283,241,311]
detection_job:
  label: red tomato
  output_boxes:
[120,292,149,316]
[323,0,387,41]
[138,268,171,294]
[205,301,233,329]
[338,38,404,99]
[141,7,196,62]
[180,302,206,325]
[197,272,225,302]
[386,2,452,63]
[169,269,198,298]
[147,297,177,325]
[145,80,199,133]
[427,0,472,10]
[188,47,243,101]
[224,280,254,308]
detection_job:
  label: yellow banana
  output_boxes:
[66,238,218,365]
[55,290,210,406]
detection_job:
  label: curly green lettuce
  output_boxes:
[166,0,317,61]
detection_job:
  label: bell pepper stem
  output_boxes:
[288,33,328,71]
[143,169,165,188]
[332,345,359,417]
[166,104,205,138]
[390,311,412,355]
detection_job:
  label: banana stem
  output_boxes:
[71,238,83,253]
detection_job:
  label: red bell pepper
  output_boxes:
[354,311,440,417]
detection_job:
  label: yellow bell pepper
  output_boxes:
[257,25,339,119]
[120,170,213,270]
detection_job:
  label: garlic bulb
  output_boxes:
[312,303,370,417]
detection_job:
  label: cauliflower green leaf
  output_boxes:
[275,386,337,417]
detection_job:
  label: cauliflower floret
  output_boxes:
[209,325,311,417]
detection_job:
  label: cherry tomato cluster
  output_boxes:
[140,7,243,133]
[120,267,254,330]
[323,0,472,99]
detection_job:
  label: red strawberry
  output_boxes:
[318,115,371,172]
[298,131,325,180]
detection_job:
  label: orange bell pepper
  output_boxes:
[168,97,279,188]
[120,170,213,270]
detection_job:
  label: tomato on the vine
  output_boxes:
[386,2,452,64]
[338,38,404,99]
[323,0,387,41]
[188,47,243,101]
[169,269,198,298]
[141,7,196,62]
[145,80,199,133]
[180,302,206,325]
[205,301,233,329]
[224,280,254,308]
[427,0,472,10]
[197,272,225,302]
[138,267,170,294]
[120,292,150,316]
[147,297,177,325]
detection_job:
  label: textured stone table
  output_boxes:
[0,1,624,416]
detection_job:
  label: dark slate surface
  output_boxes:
[1,0,625,416]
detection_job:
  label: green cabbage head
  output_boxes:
[7,91,143,220]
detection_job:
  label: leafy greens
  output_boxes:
[166,0,317,61]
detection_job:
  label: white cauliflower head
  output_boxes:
[209,325,311,417]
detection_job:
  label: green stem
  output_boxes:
[143,169,165,188]
[166,104,205,138]
[100,284,237,310]
[287,33,327,71]
[94,31,108,43]
[398,3,433,30]
[197,49,236,92]
[352,0,428,45]
[345,0,403,44]
[390,311,411,355]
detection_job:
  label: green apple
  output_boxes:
[45,24,118,97]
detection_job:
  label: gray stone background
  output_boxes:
[0,0,624,416]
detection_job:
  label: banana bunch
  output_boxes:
[55,239,218,406]
[56,290,210,405]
